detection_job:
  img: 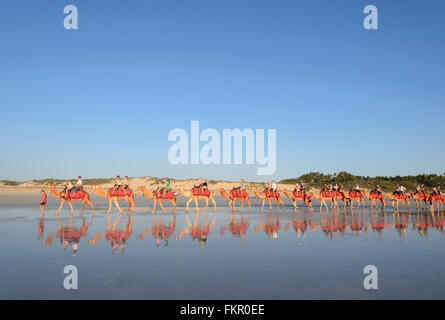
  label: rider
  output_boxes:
[163,179,172,197]
[400,185,407,197]
[375,185,382,194]
[201,178,208,192]
[64,180,74,198]
[300,183,306,193]
[294,183,300,193]
[122,176,129,190]
[271,180,277,195]
[393,184,401,197]
[113,175,122,193]
[354,184,361,195]
[72,176,83,193]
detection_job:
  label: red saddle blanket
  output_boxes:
[264,189,280,198]
[414,192,427,199]
[349,191,363,198]
[293,191,308,199]
[154,190,175,199]
[192,188,211,196]
[321,191,339,198]
[109,188,133,197]
[393,193,408,200]
[66,190,86,200]
[370,192,384,200]
[430,194,445,201]
[230,190,248,198]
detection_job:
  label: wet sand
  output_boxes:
[0,193,444,299]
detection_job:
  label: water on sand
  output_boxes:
[0,193,444,299]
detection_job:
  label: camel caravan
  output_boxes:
[47,176,445,215]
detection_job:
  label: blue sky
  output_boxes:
[0,0,444,181]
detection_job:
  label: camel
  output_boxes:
[252,188,285,211]
[218,188,251,211]
[340,189,366,209]
[428,193,444,212]
[363,189,385,210]
[93,185,135,215]
[139,186,177,214]
[49,184,94,216]
[384,192,410,211]
[178,186,216,213]
[283,189,312,211]
[409,191,429,210]
[309,188,335,212]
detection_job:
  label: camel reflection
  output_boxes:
[219,212,250,244]
[253,213,281,241]
[138,212,176,247]
[321,213,346,239]
[89,213,133,253]
[43,214,94,254]
[284,216,310,238]
[175,211,216,247]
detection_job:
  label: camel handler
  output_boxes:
[40,190,47,214]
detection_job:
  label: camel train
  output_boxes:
[47,180,444,214]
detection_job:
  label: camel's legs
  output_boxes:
[158,199,166,214]
[194,198,199,213]
[67,200,74,215]
[113,199,123,214]
[202,198,209,213]
[279,198,285,211]
[246,198,251,211]
[293,200,297,212]
[152,199,158,213]
[268,199,272,211]
[172,199,177,213]
[185,198,193,213]
[261,199,265,211]
[55,199,66,216]
[211,197,216,211]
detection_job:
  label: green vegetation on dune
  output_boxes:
[281,171,445,192]
[0,180,20,186]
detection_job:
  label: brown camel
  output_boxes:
[409,192,429,210]
[283,190,312,211]
[428,193,444,212]
[178,186,216,213]
[384,192,410,211]
[93,185,135,215]
[252,188,285,212]
[309,189,335,212]
[218,188,251,211]
[340,189,366,209]
[49,184,94,216]
[362,189,385,210]
[139,186,177,214]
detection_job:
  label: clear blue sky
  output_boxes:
[0,0,444,181]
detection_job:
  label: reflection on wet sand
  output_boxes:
[138,212,176,247]
[36,209,445,252]
[175,211,216,246]
[88,213,133,253]
[42,214,95,254]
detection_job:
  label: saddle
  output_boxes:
[154,190,175,199]
[109,188,133,197]
[192,188,211,197]
[349,191,363,198]
[264,189,280,199]
[230,189,248,198]
[65,190,85,200]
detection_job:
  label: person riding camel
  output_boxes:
[271,180,277,197]
[400,185,406,197]
[156,180,164,195]
[300,182,306,193]
[162,179,172,197]
[201,178,208,192]
[72,176,83,193]
[294,183,300,193]
[415,184,422,195]
[64,180,74,198]
[122,176,129,190]
[113,175,122,193]
[354,184,361,195]
[375,185,382,194]
[393,184,401,197]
